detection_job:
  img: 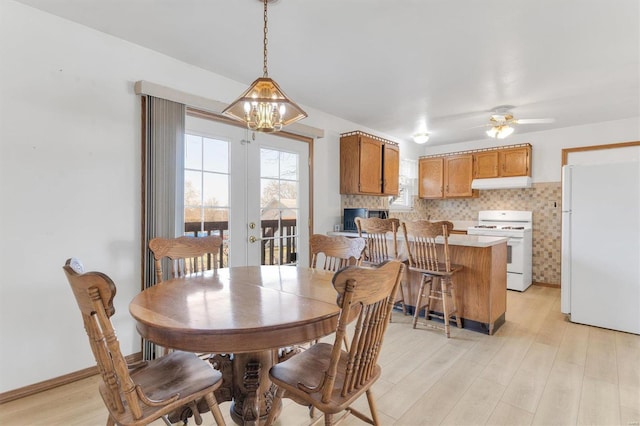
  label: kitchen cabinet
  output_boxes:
[419,154,476,199]
[340,131,399,195]
[418,157,444,198]
[500,145,531,177]
[474,144,532,178]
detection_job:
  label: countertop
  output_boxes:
[327,231,507,248]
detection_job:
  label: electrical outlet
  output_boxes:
[334,224,340,232]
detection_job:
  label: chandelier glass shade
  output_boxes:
[222,0,306,132]
[222,77,306,133]
[486,125,514,139]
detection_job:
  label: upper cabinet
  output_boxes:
[419,157,444,198]
[419,154,477,199]
[499,145,531,177]
[340,131,399,195]
[473,144,532,178]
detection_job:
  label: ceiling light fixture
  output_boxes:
[222,0,307,133]
[413,132,430,144]
[486,125,514,139]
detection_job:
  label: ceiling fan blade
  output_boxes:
[514,118,556,124]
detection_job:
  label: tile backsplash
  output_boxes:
[341,182,562,285]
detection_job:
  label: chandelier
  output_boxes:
[486,125,514,139]
[222,0,307,133]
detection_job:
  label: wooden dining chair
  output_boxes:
[355,217,408,315]
[149,235,223,283]
[310,234,366,272]
[62,258,226,426]
[309,234,366,351]
[264,260,405,426]
[402,220,463,338]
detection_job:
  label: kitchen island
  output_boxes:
[328,231,508,334]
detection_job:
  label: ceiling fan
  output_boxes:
[484,106,555,139]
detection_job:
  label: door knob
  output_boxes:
[249,222,256,229]
[249,236,258,243]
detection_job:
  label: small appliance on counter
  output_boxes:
[343,208,388,232]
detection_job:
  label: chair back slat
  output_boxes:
[402,221,454,273]
[310,234,366,272]
[355,217,400,264]
[320,261,404,403]
[149,235,223,283]
[62,259,143,420]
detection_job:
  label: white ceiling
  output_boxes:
[13,0,640,146]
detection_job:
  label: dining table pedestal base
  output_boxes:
[209,347,302,425]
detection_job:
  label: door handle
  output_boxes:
[249,236,260,243]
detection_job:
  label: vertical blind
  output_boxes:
[142,96,185,360]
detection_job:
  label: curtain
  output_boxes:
[142,96,185,360]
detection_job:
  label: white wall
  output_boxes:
[1,0,638,393]
[419,117,640,182]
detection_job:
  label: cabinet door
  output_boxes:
[474,151,499,178]
[445,154,474,197]
[358,136,383,194]
[383,143,399,195]
[419,157,444,198]
[500,146,531,177]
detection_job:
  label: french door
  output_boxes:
[185,115,309,267]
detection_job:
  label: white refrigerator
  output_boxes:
[561,162,640,334]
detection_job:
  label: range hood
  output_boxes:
[471,176,532,190]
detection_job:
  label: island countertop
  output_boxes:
[328,231,507,248]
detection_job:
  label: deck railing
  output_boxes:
[184,219,297,267]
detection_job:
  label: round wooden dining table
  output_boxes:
[129,265,340,425]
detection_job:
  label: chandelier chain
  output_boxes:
[263,0,269,77]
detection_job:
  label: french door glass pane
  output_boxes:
[184,133,230,266]
[260,148,299,265]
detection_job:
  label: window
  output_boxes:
[390,158,417,211]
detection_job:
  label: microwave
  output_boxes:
[343,208,389,232]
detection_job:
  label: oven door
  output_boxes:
[507,237,524,274]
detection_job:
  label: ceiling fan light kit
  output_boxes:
[486,125,515,139]
[222,0,306,133]
[483,107,554,139]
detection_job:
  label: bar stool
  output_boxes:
[401,220,463,338]
[356,217,408,315]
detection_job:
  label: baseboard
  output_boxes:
[533,281,560,288]
[0,352,142,405]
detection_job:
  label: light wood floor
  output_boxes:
[1,286,639,426]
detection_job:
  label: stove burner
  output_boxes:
[501,226,525,230]
[475,225,497,228]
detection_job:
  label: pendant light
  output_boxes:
[222,0,307,133]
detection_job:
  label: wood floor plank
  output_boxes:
[584,326,619,384]
[532,360,584,425]
[478,322,535,386]
[577,376,620,426]
[500,342,557,413]
[486,401,534,426]
[556,320,590,366]
[440,377,505,425]
[394,358,481,425]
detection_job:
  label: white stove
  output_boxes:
[467,210,533,291]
